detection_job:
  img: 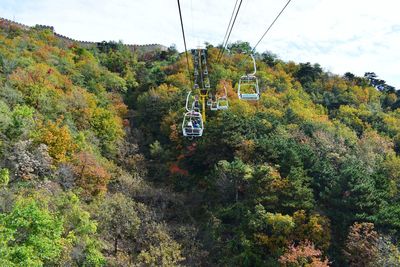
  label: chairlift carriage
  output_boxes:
[182,91,204,137]
[217,96,229,110]
[210,102,218,111]
[207,93,212,106]
[217,84,229,110]
[182,110,204,137]
[210,85,229,111]
[204,79,210,89]
[238,54,260,101]
[210,95,218,111]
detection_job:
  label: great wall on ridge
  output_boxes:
[0,17,168,54]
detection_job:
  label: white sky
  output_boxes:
[1,0,399,87]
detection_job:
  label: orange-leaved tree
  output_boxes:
[279,240,330,267]
[73,151,111,196]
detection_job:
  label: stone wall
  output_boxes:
[0,17,168,53]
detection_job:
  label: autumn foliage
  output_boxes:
[73,151,111,196]
[35,118,76,164]
[2,22,400,267]
[343,222,379,267]
[279,241,329,267]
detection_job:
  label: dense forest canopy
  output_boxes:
[1,23,400,267]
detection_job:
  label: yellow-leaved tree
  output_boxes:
[35,117,76,164]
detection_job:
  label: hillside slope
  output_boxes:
[0,22,204,266]
[1,24,400,266]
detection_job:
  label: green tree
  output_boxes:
[97,193,141,256]
[0,168,9,187]
[7,104,35,139]
[56,192,105,266]
[216,158,253,203]
[0,197,64,266]
[136,223,185,266]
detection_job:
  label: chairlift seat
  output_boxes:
[238,75,260,101]
[239,93,260,101]
[217,97,229,110]
[210,101,218,111]
[237,54,260,101]
[183,127,203,137]
[182,111,204,137]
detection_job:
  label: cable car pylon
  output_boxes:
[192,47,210,123]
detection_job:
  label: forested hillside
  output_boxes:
[1,23,400,266]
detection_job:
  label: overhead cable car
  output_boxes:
[207,93,213,106]
[210,96,218,111]
[182,110,204,137]
[217,85,229,110]
[238,54,260,101]
[182,91,204,137]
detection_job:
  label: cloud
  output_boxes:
[0,0,399,87]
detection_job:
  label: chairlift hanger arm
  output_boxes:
[249,54,257,76]
[223,83,228,97]
[185,91,192,112]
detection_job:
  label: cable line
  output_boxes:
[237,0,292,68]
[217,0,243,63]
[177,0,192,88]
[217,0,240,60]
[234,0,292,104]
[251,0,292,53]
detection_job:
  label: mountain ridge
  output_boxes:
[0,17,168,53]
